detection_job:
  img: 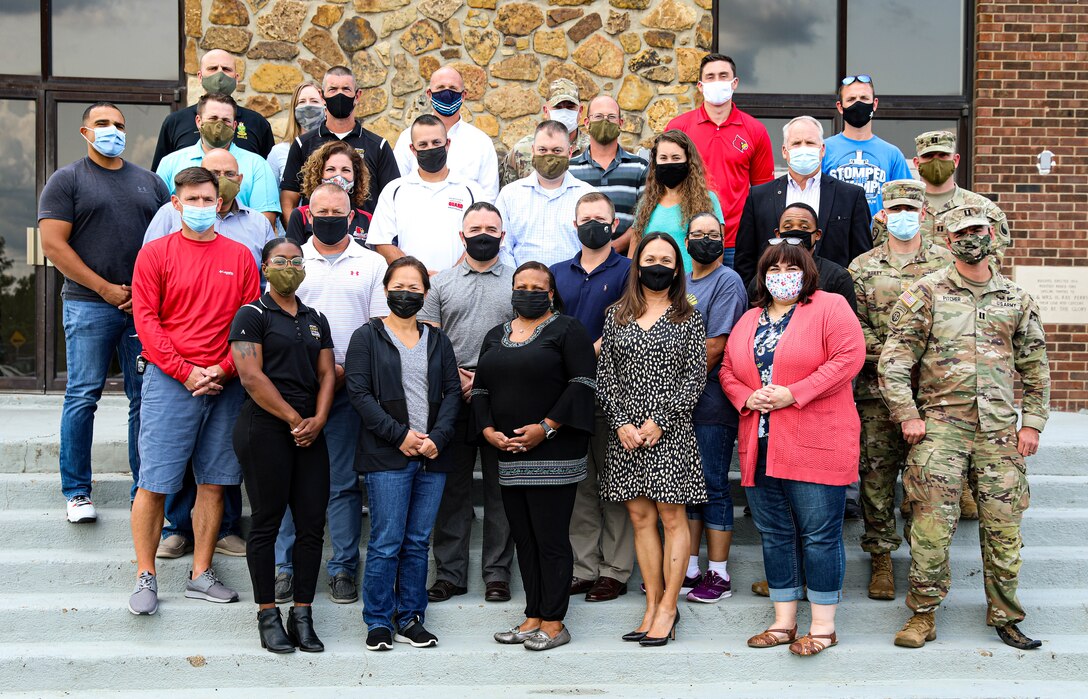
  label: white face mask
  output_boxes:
[549,108,580,133]
[701,80,734,106]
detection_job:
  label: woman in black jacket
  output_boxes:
[344,256,460,652]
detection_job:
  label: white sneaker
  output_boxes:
[66,495,97,524]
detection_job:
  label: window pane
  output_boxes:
[52,0,178,80]
[873,119,959,177]
[57,102,171,171]
[719,0,837,94]
[846,0,964,95]
[761,116,837,177]
[0,1,41,76]
[0,100,38,378]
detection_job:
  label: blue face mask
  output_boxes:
[886,210,922,241]
[430,89,463,117]
[787,146,821,177]
[181,204,218,233]
[83,125,126,158]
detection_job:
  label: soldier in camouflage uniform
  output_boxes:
[878,204,1049,651]
[498,78,591,188]
[849,180,953,601]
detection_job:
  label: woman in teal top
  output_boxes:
[630,130,725,272]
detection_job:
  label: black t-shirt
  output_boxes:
[229,292,334,414]
[279,121,400,214]
[151,105,274,171]
[285,205,372,247]
[37,157,171,302]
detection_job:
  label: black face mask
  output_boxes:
[640,264,675,292]
[311,215,349,246]
[325,93,356,120]
[687,237,723,264]
[511,289,551,319]
[386,290,425,319]
[577,220,613,250]
[656,161,690,189]
[464,233,501,262]
[415,145,448,174]
[842,100,874,128]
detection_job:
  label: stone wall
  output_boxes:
[187,0,713,153]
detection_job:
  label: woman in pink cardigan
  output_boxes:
[719,242,864,656]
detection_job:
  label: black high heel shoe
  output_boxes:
[621,629,648,642]
[258,608,295,653]
[639,609,679,647]
[287,605,324,652]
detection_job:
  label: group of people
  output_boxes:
[39,47,1049,657]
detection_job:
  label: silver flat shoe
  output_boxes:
[524,626,571,651]
[494,626,541,644]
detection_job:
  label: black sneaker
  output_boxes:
[844,500,863,520]
[366,627,393,651]
[274,572,293,605]
[328,572,358,604]
[395,617,438,648]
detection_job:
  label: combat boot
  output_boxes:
[959,488,979,520]
[894,611,936,648]
[868,553,895,600]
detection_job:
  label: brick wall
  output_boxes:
[975,1,1088,411]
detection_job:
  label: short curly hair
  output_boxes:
[300,140,370,210]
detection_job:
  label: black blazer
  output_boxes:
[735,173,872,287]
[344,318,461,473]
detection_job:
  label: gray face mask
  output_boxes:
[294,104,325,132]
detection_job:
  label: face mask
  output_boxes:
[511,289,552,319]
[918,158,955,186]
[217,176,240,209]
[415,145,448,174]
[202,72,237,96]
[640,264,675,292]
[294,104,325,132]
[886,211,921,241]
[587,119,620,145]
[577,220,613,250]
[312,215,350,246]
[687,237,723,264]
[266,267,306,296]
[387,290,425,319]
[532,154,569,180]
[199,121,234,149]
[181,204,217,233]
[766,271,804,302]
[656,161,690,189]
[464,233,501,261]
[430,89,463,117]
[700,80,734,106]
[322,175,354,193]
[842,100,874,128]
[787,146,821,177]
[549,108,580,133]
[325,93,356,120]
[82,126,126,158]
[949,232,992,264]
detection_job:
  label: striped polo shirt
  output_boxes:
[568,146,648,238]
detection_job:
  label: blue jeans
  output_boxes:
[722,247,736,270]
[162,473,243,540]
[59,300,142,500]
[276,389,362,577]
[362,461,446,632]
[745,438,846,605]
[686,423,736,531]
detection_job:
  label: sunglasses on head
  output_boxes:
[841,74,872,86]
[769,237,807,247]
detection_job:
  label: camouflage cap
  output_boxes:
[547,78,580,107]
[941,204,991,233]
[882,179,926,209]
[915,130,956,156]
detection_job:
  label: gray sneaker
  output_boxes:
[184,568,239,604]
[128,571,158,615]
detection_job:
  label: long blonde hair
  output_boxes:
[283,81,323,144]
[629,130,716,250]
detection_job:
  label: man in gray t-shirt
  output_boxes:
[38,102,170,523]
[418,202,516,602]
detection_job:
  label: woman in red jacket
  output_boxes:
[719,242,864,656]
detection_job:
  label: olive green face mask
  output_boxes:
[918,158,955,186]
[587,119,620,145]
[199,121,235,149]
[217,176,240,209]
[532,154,569,180]
[265,266,306,296]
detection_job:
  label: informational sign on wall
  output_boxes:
[1015,266,1088,324]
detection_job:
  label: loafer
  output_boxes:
[214,534,247,557]
[524,626,571,652]
[485,580,511,602]
[495,625,541,644]
[156,534,193,559]
[569,576,594,596]
[585,576,627,602]
[274,572,294,605]
[328,572,358,604]
[427,580,467,602]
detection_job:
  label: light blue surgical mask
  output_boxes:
[887,210,922,241]
[83,125,126,158]
[787,146,821,177]
[181,204,218,233]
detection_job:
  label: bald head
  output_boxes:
[588,95,620,115]
[428,67,465,94]
[310,183,352,216]
[201,148,239,175]
[200,50,237,79]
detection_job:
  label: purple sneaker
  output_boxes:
[640,574,703,595]
[686,570,732,603]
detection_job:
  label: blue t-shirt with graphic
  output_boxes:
[822,133,912,218]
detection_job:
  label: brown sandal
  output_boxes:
[747,626,797,648]
[789,631,838,656]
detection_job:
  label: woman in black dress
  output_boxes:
[472,262,597,652]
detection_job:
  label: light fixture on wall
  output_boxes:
[1037,150,1055,175]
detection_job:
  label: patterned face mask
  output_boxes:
[765,270,804,301]
[948,232,992,264]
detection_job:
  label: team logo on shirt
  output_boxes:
[448,197,465,210]
[687,292,699,306]
[733,135,749,153]
[309,323,321,339]
[236,123,248,140]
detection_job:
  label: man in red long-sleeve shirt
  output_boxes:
[127,166,260,615]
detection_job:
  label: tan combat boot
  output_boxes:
[959,488,979,520]
[894,611,936,648]
[868,552,895,600]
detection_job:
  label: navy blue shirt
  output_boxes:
[550,250,630,342]
[688,265,748,427]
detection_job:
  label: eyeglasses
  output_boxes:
[267,256,306,269]
[588,114,621,123]
[768,237,807,247]
[208,170,239,179]
[841,74,872,87]
[688,231,723,241]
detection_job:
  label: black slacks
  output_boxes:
[501,482,578,622]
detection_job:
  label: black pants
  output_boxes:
[501,483,578,622]
[234,401,330,605]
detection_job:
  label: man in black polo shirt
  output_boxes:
[279,65,400,224]
[151,50,273,170]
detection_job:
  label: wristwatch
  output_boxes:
[539,420,558,440]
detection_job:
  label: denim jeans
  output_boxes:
[721,247,736,270]
[745,438,846,605]
[276,389,362,577]
[59,300,142,500]
[686,423,737,531]
[362,461,446,632]
[162,473,243,540]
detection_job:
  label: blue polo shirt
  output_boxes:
[155,141,281,214]
[550,249,630,342]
